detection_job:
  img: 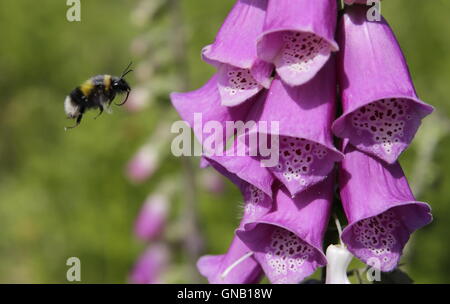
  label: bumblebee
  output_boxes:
[64,63,133,130]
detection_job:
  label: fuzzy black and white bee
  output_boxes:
[64,63,133,130]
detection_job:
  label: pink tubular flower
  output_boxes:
[257,0,338,86]
[126,144,158,183]
[339,142,432,272]
[124,86,150,112]
[201,168,225,194]
[129,244,169,284]
[332,5,433,164]
[237,175,334,284]
[134,193,169,241]
[202,0,273,106]
[171,75,254,154]
[197,151,274,284]
[247,58,342,197]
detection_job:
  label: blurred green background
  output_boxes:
[0,0,449,283]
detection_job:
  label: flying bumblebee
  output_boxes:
[64,63,133,130]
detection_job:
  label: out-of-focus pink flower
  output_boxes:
[129,244,169,284]
[200,169,225,194]
[124,86,151,112]
[134,193,169,241]
[126,144,158,183]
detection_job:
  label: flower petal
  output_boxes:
[202,0,273,106]
[258,0,338,86]
[170,75,254,154]
[129,244,169,284]
[246,59,342,197]
[217,64,265,107]
[197,180,272,284]
[204,147,274,199]
[237,176,334,284]
[333,5,434,164]
[197,237,263,284]
[134,194,169,241]
[202,0,268,69]
[339,143,432,272]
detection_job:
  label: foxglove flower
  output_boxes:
[339,143,432,271]
[332,6,433,164]
[134,193,169,241]
[237,176,334,284]
[202,0,272,106]
[198,236,264,284]
[257,0,338,86]
[171,75,255,154]
[126,122,172,183]
[198,150,274,283]
[325,245,353,284]
[247,59,343,197]
[129,244,169,284]
[125,86,150,112]
[126,144,158,183]
[201,168,225,194]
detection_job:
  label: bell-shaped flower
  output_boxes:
[339,142,432,272]
[129,244,169,284]
[237,175,334,284]
[257,0,338,86]
[201,168,226,194]
[198,236,264,284]
[124,86,150,112]
[332,5,433,164]
[247,59,342,197]
[325,244,353,284]
[198,150,274,283]
[134,193,169,241]
[126,144,158,183]
[171,75,255,155]
[202,0,273,106]
[126,122,173,183]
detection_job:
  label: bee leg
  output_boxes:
[64,109,85,131]
[115,90,130,106]
[94,105,104,119]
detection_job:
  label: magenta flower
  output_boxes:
[257,0,338,86]
[332,6,433,164]
[202,0,273,106]
[134,193,169,241]
[201,169,226,194]
[237,176,334,284]
[198,151,274,284]
[171,75,254,153]
[198,236,263,284]
[126,144,158,183]
[129,244,169,284]
[124,86,150,112]
[339,142,432,271]
[169,0,435,284]
[248,59,342,197]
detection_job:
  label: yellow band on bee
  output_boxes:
[104,75,112,91]
[80,79,94,97]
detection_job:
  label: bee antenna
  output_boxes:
[120,61,133,79]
